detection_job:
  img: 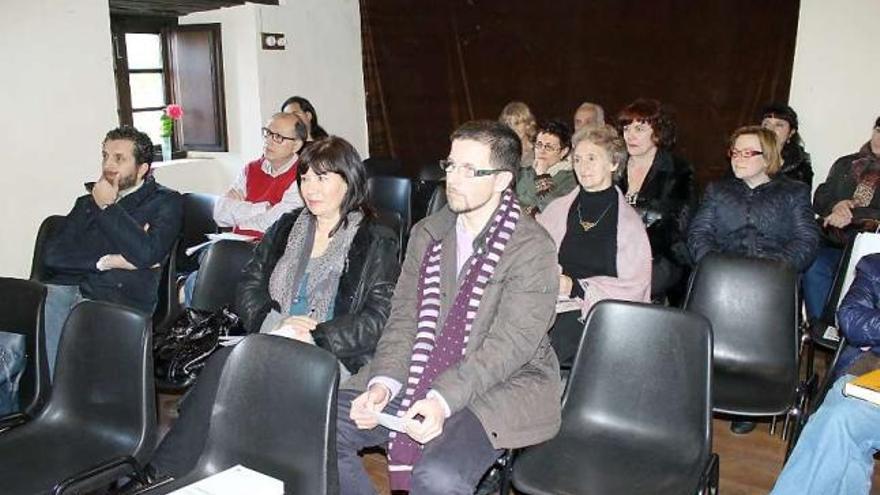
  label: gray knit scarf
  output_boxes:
[268,210,362,322]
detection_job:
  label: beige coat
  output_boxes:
[344,206,562,449]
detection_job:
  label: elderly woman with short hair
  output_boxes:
[537,124,652,366]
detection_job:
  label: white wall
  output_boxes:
[0,0,117,278]
[790,0,880,189]
[181,0,368,163]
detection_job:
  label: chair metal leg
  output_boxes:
[769,414,777,435]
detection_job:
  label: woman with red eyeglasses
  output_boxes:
[688,125,819,274]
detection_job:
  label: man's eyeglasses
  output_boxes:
[728,149,763,159]
[262,127,299,144]
[439,159,507,178]
[533,141,560,152]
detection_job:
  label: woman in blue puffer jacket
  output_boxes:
[688,125,819,272]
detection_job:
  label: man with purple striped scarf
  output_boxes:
[336,121,562,494]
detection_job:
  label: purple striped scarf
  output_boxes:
[387,189,521,491]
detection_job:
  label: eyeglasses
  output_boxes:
[439,159,507,178]
[533,141,561,152]
[261,127,299,144]
[728,149,763,159]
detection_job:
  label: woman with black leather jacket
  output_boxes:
[146,136,400,479]
[234,137,400,376]
[615,98,696,302]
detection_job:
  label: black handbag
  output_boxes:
[154,307,243,389]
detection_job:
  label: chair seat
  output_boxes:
[714,367,796,415]
[513,432,706,495]
[0,421,139,495]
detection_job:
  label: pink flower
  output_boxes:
[165,104,184,120]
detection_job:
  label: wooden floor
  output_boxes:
[158,353,880,494]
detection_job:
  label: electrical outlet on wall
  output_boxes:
[261,32,286,50]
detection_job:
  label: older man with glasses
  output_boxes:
[181,112,308,306]
[213,112,308,238]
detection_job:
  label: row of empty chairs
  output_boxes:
[0,286,339,494]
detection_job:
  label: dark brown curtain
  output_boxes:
[360,0,800,187]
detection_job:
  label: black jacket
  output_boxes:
[44,176,183,313]
[780,143,813,189]
[687,176,819,272]
[616,150,696,265]
[235,209,401,373]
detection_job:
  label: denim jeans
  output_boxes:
[802,245,843,321]
[770,376,880,495]
[44,284,86,380]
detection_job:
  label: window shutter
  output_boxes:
[167,24,228,152]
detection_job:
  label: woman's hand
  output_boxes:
[559,274,573,297]
[824,200,854,228]
[271,315,318,342]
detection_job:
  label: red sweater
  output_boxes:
[233,158,299,238]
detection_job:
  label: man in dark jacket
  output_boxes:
[42,126,182,377]
[338,121,561,495]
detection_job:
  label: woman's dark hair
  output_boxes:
[536,119,573,156]
[616,98,677,150]
[281,95,329,139]
[104,125,154,170]
[874,115,880,129]
[297,136,373,235]
[761,102,803,148]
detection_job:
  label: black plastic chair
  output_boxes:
[177,193,219,274]
[425,182,448,217]
[29,215,67,282]
[0,278,48,431]
[364,156,404,178]
[139,334,339,494]
[189,239,255,313]
[368,175,412,236]
[0,301,155,495]
[684,253,805,449]
[153,239,181,331]
[512,301,717,495]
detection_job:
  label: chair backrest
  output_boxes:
[178,193,219,273]
[367,175,412,234]
[563,301,712,468]
[29,215,67,282]
[153,238,181,330]
[425,182,447,216]
[0,278,48,416]
[363,157,404,178]
[190,240,255,313]
[194,335,339,494]
[40,301,155,461]
[684,253,799,415]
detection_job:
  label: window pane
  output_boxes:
[129,73,165,108]
[133,110,165,146]
[126,33,163,70]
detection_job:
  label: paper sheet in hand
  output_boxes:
[169,464,283,494]
[376,411,409,433]
[185,232,256,256]
[556,296,582,314]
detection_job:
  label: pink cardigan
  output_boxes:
[536,186,652,316]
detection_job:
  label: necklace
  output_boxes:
[577,202,613,232]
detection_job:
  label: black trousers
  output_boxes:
[336,388,502,495]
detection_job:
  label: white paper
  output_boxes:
[556,296,582,314]
[376,411,410,433]
[169,465,283,495]
[184,232,257,256]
